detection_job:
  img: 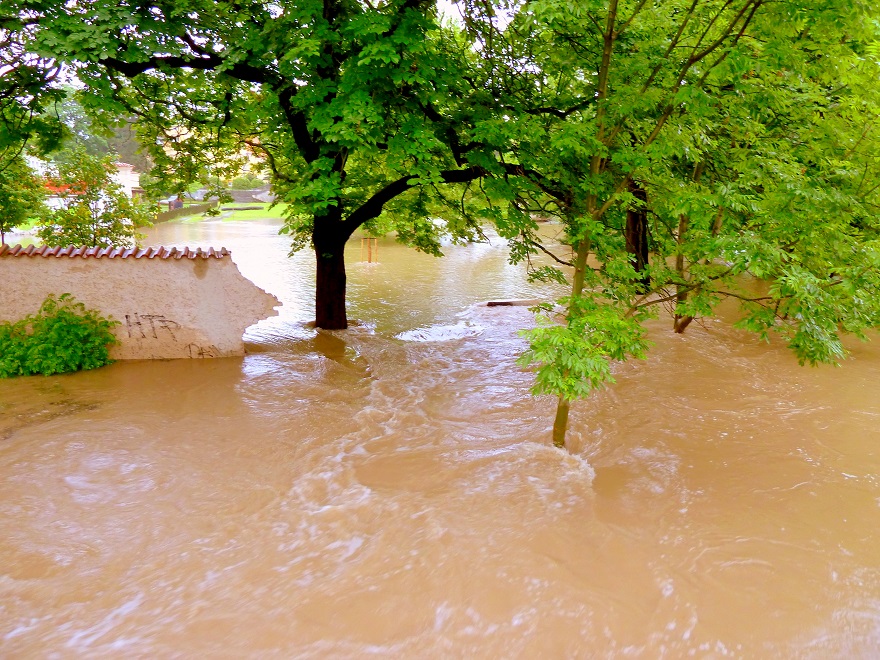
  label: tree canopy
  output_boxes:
[38,95,154,172]
[3,0,880,448]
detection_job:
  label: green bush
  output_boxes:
[0,294,119,377]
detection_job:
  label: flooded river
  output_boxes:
[2,217,880,656]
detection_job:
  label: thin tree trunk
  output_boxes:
[551,0,619,450]
[675,207,725,333]
[552,236,591,448]
[673,212,692,333]
[673,163,704,333]
[552,398,571,448]
[625,180,649,291]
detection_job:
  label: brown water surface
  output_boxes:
[2,218,879,656]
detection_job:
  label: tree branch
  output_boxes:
[341,166,487,234]
[526,237,574,266]
[100,52,274,87]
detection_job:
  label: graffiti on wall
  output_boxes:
[125,314,223,358]
[125,313,181,341]
[185,343,222,358]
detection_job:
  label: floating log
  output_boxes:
[486,299,543,307]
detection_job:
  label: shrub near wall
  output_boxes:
[0,293,119,377]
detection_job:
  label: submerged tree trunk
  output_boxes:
[314,245,348,329]
[552,236,591,449]
[551,0,619,450]
[313,210,351,330]
[552,398,571,448]
[673,211,693,334]
[673,163,704,333]
[625,180,649,291]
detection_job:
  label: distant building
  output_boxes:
[112,162,141,198]
[43,182,83,210]
[42,161,144,209]
[29,157,143,202]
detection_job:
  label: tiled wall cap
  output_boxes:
[0,245,230,259]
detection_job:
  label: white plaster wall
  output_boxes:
[112,163,140,198]
[0,257,280,359]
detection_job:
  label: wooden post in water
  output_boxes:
[360,237,378,263]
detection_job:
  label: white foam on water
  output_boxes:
[395,321,484,342]
[66,594,144,649]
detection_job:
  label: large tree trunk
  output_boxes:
[314,244,348,329]
[313,212,350,330]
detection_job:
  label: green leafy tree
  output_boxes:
[6,0,509,328]
[0,155,46,244]
[106,120,153,174]
[459,0,880,447]
[49,94,110,161]
[37,149,153,248]
[230,174,266,190]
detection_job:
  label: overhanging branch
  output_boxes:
[342,166,486,234]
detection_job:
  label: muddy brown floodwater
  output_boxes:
[2,218,879,657]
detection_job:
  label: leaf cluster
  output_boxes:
[0,21,66,169]
[518,296,651,400]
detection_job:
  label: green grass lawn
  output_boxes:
[176,203,288,223]
[220,203,288,221]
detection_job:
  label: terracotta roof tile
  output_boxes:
[0,245,230,260]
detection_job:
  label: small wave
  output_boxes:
[243,318,315,349]
[458,441,596,484]
[395,321,484,343]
